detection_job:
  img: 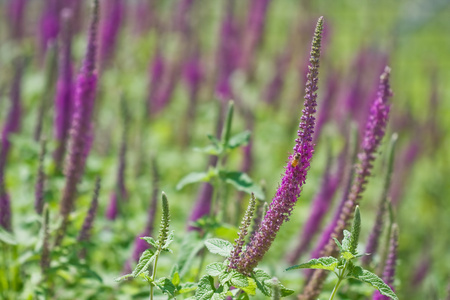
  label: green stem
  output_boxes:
[150,250,161,300]
[328,278,343,300]
[329,261,350,300]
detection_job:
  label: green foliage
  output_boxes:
[287,206,398,300]
[204,238,234,257]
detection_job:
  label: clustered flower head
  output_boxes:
[228,16,324,276]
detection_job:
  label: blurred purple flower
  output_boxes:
[215,1,240,101]
[56,0,99,246]
[53,9,74,168]
[239,0,271,73]
[231,17,324,276]
[35,142,47,215]
[7,0,27,39]
[39,0,60,56]
[373,224,399,300]
[313,72,339,143]
[78,178,101,258]
[0,191,11,232]
[99,0,124,68]
[263,49,291,105]
[301,67,393,300]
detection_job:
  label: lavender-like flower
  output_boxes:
[300,67,393,300]
[238,0,271,74]
[78,177,101,258]
[39,0,60,57]
[53,8,74,169]
[99,0,124,68]
[263,49,291,105]
[40,206,51,280]
[35,141,47,215]
[362,134,397,267]
[7,0,27,40]
[215,0,240,101]
[56,0,99,246]
[287,151,340,264]
[0,190,11,232]
[372,223,399,300]
[230,17,324,276]
[0,62,23,172]
[173,0,194,35]
[147,50,166,115]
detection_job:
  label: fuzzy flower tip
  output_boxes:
[78,178,101,258]
[230,17,324,276]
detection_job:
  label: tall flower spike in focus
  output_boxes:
[56,0,99,246]
[157,192,170,247]
[300,67,393,300]
[230,17,324,276]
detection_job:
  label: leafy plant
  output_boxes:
[287,206,398,300]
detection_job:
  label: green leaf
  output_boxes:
[333,238,343,252]
[341,251,355,260]
[115,273,133,282]
[342,230,352,252]
[206,262,226,277]
[195,275,215,300]
[172,271,180,286]
[230,270,249,288]
[219,171,265,200]
[156,277,177,298]
[141,236,158,248]
[204,239,234,257]
[132,249,156,277]
[163,231,175,250]
[0,227,17,245]
[178,282,197,294]
[237,292,250,300]
[241,277,257,295]
[286,257,339,272]
[193,145,222,156]
[227,131,251,149]
[176,172,211,190]
[252,269,272,296]
[350,266,398,300]
[264,279,294,297]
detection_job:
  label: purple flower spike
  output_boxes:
[39,0,60,57]
[78,178,101,258]
[373,224,399,300]
[301,67,393,300]
[263,49,291,105]
[35,141,47,215]
[0,191,11,232]
[56,0,100,246]
[215,1,240,102]
[53,9,74,169]
[7,0,27,40]
[1,62,23,172]
[99,0,124,68]
[288,153,340,264]
[230,17,324,276]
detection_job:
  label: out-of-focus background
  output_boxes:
[0,0,449,299]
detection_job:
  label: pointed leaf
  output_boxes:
[230,270,249,288]
[163,231,175,250]
[141,236,158,248]
[286,257,339,272]
[219,171,265,200]
[178,282,197,294]
[193,145,222,156]
[172,271,180,286]
[333,238,343,252]
[195,275,215,300]
[115,273,134,282]
[206,262,226,277]
[156,277,177,298]
[176,172,211,190]
[227,131,251,149]
[342,230,352,252]
[341,251,355,260]
[133,249,156,277]
[350,266,398,300]
[252,269,272,296]
[204,239,233,257]
[264,279,294,297]
[240,277,257,295]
